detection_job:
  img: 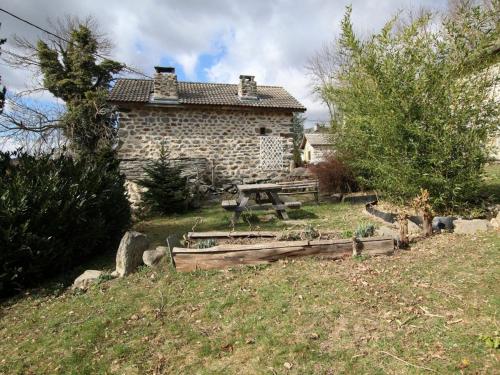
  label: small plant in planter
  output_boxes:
[354,223,375,238]
[197,239,217,249]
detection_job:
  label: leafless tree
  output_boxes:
[306,39,343,120]
[0,93,66,152]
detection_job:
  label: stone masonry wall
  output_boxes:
[117,106,295,190]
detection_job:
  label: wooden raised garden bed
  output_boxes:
[172,236,394,272]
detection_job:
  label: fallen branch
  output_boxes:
[418,306,445,318]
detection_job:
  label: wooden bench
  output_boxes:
[222,200,302,211]
[276,179,319,203]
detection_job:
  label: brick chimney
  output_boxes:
[153,66,178,101]
[238,75,258,100]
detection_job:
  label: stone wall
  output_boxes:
[117,105,295,190]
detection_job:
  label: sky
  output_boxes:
[0,0,449,142]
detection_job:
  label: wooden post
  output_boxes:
[398,214,409,248]
[412,189,433,237]
[352,236,361,257]
[422,211,433,237]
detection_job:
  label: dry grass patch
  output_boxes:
[1,227,498,374]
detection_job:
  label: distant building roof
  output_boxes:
[109,79,306,111]
[300,133,333,149]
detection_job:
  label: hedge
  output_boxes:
[0,150,131,297]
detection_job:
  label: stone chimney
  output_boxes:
[153,66,178,101]
[238,75,258,100]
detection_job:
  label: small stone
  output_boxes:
[284,362,293,370]
[72,270,103,290]
[143,246,167,267]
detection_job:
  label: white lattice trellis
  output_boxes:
[259,136,283,170]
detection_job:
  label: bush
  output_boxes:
[138,144,189,215]
[308,156,358,194]
[354,223,375,238]
[0,149,130,297]
[320,5,498,212]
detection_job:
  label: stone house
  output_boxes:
[108,66,306,202]
[300,133,333,164]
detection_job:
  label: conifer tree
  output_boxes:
[138,144,188,214]
[36,23,123,152]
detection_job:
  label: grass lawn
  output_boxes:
[133,200,375,248]
[1,193,499,374]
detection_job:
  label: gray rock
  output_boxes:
[330,193,343,202]
[143,246,168,267]
[490,212,500,229]
[407,220,422,235]
[116,231,150,277]
[72,270,103,290]
[198,184,210,194]
[453,219,492,235]
[433,216,454,231]
[375,225,399,240]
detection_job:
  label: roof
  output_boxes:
[108,79,306,111]
[300,133,333,149]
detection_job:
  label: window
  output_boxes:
[260,127,266,135]
[308,151,311,161]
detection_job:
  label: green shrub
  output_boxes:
[0,149,130,297]
[354,223,375,238]
[138,144,188,215]
[318,5,499,212]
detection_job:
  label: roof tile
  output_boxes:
[109,79,306,111]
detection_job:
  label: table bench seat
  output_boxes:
[222,200,238,210]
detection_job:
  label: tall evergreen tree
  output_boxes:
[36,23,123,152]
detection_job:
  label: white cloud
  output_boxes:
[1,0,448,129]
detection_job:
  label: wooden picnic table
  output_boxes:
[222,183,299,224]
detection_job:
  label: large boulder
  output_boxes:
[490,212,500,229]
[115,231,150,277]
[72,270,103,290]
[143,246,168,267]
[453,219,492,235]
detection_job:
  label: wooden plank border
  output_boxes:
[172,237,394,272]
